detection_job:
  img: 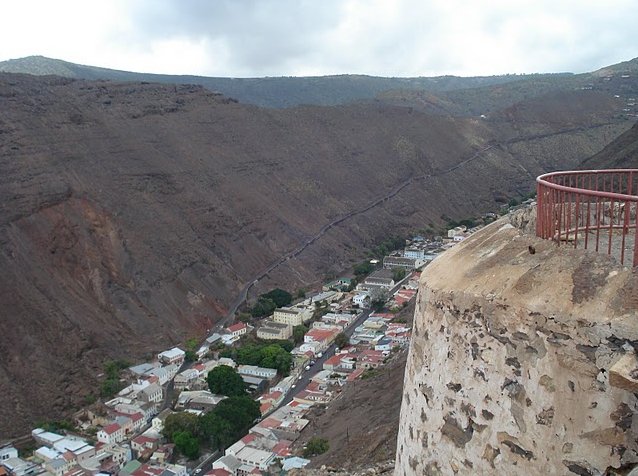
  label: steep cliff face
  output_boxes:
[0,72,631,436]
[395,210,638,475]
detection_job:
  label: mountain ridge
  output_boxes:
[0,55,593,108]
[0,64,634,436]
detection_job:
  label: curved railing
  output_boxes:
[536,169,638,267]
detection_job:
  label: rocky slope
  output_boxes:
[582,121,638,169]
[0,72,632,437]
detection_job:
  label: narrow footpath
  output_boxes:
[223,144,493,322]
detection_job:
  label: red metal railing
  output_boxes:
[536,169,638,267]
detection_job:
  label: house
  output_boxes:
[234,446,275,471]
[237,365,277,380]
[212,455,241,475]
[375,336,393,352]
[151,409,173,433]
[206,333,222,345]
[353,293,370,307]
[157,347,185,366]
[0,447,17,462]
[32,429,65,447]
[241,375,268,393]
[383,255,424,270]
[176,391,226,412]
[149,444,174,465]
[226,322,248,338]
[273,308,304,327]
[363,269,395,289]
[219,357,237,368]
[128,363,156,377]
[303,327,339,353]
[138,383,163,403]
[256,321,291,340]
[404,247,426,260]
[321,312,355,327]
[145,364,179,385]
[97,423,125,444]
[322,354,343,371]
[174,368,199,390]
[309,290,340,304]
[131,435,159,460]
[205,470,232,476]
[0,457,40,476]
[322,277,351,292]
[359,350,384,369]
[282,457,310,471]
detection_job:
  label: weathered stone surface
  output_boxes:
[394,211,638,475]
[609,353,638,393]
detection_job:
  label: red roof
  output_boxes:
[132,464,165,476]
[305,328,338,342]
[132,435,157,445]
[347,368,365,381]
[130,412,144,422]
[241,433,256,444]
[273,440,292,457]
[227,322,247,333]
[205,470,231,476]
[102,423,121,434]
[62,451,76,462]
[260,402,273,414]
[323,354,342,367]
[258,417,281,429]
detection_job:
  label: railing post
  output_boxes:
[536,170,638,267]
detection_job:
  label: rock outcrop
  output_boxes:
[395,209,638,475]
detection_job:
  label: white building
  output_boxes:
[353,293,370,307]
[97,423,125,444]
[237,365,277,380]
[404,248,426,260]
[138,383,163,403]
[151,409,173,433]
[234,446,275,471]
[146,364,178,385]
[174,369,199,390]
[0,446,18,462]
[157,347,185,366]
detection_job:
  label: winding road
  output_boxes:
[223,144,494,323]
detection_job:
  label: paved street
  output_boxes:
[278,274,411,408]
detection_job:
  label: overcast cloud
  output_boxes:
[2,0,637,77]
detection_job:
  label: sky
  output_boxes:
[2,0,638,78]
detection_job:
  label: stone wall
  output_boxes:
[395,213,638,475]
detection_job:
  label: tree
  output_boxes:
[353,261,374,278]
[369,287,389,312]
[295,288,306,299]
[293,325,309,344]
[173,431,200,459]
[184,350,197,363]
[206,365,246,396]
[334,332,349,349]
[162,412,200,440]
[199,396,261,450]
[198,412,234,449]
[260,345,292,376]
[237,312,252,323]
[261,288,293,307]
[392,267,406,282]
[250,298,277,317]
[303,437,330,457]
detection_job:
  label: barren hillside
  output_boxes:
[0,72,632,436]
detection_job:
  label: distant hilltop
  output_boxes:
[0,54,636,109]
